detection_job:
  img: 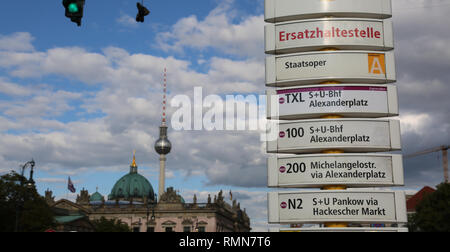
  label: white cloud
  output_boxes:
[207,57,264,93]
[1,89,82,118]
[400,113,431,134]
[36,177,67,184]
[0,32,35,52]
[42,47,113,84]
[156,0,264,58]
[0,34,268,186]
[116,14,139,28]
[0,78,32,96]
[0,47,112,83]
[0,42,264,97]
[0,51,46,76]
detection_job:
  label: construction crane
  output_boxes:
[405,145,449,183]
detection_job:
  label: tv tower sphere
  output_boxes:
[155,125,171,155]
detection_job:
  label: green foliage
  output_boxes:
[0,171,55,232]
[92,217,131,232]
[410,183,450,232]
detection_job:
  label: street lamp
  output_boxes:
[146,194,157,232]
[15,159,36,232]
[20,159,36,188]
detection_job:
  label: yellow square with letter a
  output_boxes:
[368,54,386,75]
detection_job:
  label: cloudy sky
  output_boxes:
[0,0,449,231]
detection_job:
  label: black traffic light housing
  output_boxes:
[62,0,86,27]
[136,2,150,23]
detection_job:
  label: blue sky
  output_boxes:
[0,0,449,231]
[1,1,215,48]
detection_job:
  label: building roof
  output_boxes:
[90,191,104,202]
[55,215,86,224]
[108,173,155,201]
[406,186,436,212]
[108,153,155,201]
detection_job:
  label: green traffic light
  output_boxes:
[68,3,79,13]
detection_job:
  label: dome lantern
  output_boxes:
[108,152,155,203]
[130,150,138,174]
[90,188,104,202]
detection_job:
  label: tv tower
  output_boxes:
[155,68,172,199]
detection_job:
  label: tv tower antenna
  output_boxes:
[155,68,172,199]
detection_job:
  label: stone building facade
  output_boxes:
[46,155,251,232]
[47,187,251,232]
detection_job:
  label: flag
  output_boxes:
[68,177,76,193]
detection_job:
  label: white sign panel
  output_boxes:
[268,154,404,188]
[265,18,394,54]
[268,190,407,224]
[270,227,408,232]
[266,51,396,87]
[266,119,401,154]
[266,84,399,120]
[265,0,392,23]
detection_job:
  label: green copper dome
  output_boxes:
[90,191,104,202]
[108,153,155,202]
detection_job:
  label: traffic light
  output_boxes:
[62,0,85,26]
[136,2,150,23]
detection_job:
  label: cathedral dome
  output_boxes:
[108,152,155,202]
[90,191,104,202]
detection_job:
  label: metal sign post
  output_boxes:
[264,0,407,232]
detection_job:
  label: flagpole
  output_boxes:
[66,177,69,201]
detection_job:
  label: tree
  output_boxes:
[92,217,131,232]
[409,183,450,232]
[0,171,55,232]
